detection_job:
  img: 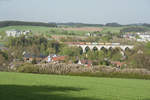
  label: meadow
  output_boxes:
[0,26,89,36]
[0,25,150,40]
[0,72,150,100]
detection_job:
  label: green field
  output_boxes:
[101,27,124,33]
[0,72,150,100]
[0,26,124,35]
[0,26,88,36]
[0,26,150,38]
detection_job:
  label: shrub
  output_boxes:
[17,63,39,73]
[15,63,150,80]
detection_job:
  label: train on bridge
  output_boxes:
[65,42,120,46]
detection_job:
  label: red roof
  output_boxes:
[111,61,125,67]
[80,60,92,67]
[52,56,66,61]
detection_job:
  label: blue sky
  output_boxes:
[0,0,150,24]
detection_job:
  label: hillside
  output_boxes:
[0,72,150,100]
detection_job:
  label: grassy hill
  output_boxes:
[0,72,150,100]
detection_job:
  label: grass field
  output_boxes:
[0,26,150,37]
[62,27,103,32]
[0,26,122,35]
[101,27,124,33]
[0,26,89,36]
[0,72,150,100]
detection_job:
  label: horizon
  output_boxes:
[0,0,150,24]
[1,20,150,25]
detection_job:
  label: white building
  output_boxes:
[136,32,150,42]
[6,29,31,37]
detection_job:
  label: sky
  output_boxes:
[0,0,150,24]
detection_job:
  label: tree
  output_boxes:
[0,54,5,66]
[60,46,81,62]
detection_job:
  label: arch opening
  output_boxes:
[85,46,90,53]
[78,46,83,54]
[101,47,108,53]
[125,47,131,52]
[108,47,113,52]
[93,46,98,52]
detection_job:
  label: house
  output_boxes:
[44,54,57,63]
[122,33,137,40]
[43,54,66,63]
[111,61,126,68]
[52,56,66,63]
[85,32,101,37]
[136,32,150,42]
[6,29,31,37]
[78,60,92,67]
[23,53,47,63]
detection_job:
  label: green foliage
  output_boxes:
[125,43,150,70]
[32,59,37,64]
[60,46,81,62]
[101,34,112,42]
[60,46,80,57]
[85,49,122,65]
[120,27,148,32]
[0,50,9,70]
[7,36,64,59]
[17,63,38,73]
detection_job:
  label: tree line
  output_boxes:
[0,21,57,28]
[120,27,148,33]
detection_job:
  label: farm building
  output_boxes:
[78,60,92,67]
[23,53,47,63]
[6,29,31,37]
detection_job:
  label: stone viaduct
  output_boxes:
[69,44,134,53]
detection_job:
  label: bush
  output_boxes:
[15,63,150,80]
[17,63,39,73]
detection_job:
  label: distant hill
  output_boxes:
[56,22,104,27]
[56,22,150,27]
[0,21,57,28]
[105,23,122,27]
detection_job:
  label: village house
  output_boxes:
[122,33,137,40]
[23,53,47,63]
[51,56,66,63]
[85,32,102,37]
[44,54,57,63]
[111,61,126,68]
[43,54,66,63]
[136,32,150,42]
[78,60,92,67]
[6,29,31,37]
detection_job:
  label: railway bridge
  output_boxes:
[69,44,134,53]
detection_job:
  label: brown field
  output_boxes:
[62,27,103,32]
[51,35,87,41]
